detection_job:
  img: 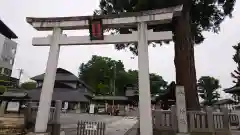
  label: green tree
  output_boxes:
[231,43,240,86]
[96,0,235,110]
[0,85,7,94]
[229,43,240,101]
[79,55,168,95]
[123,70,168,95]
[79,55,125,95]
[20,81,37,90]
[150,73,168,95]
[197,76,221,106]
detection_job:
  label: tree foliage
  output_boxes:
[231,43,240,86]
[79,55,168,95]
[20,81,37,90]
[0,85,7,94]
[96,0,235,48]
[197,76,221,106]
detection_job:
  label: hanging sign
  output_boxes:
[89,18,104,40]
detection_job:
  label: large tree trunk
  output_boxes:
[173,10,200,110]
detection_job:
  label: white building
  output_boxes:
[0,20,17,76]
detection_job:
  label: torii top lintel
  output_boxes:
[26,5,182,31]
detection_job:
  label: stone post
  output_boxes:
[206,106,214,133]
[52,100,61,135]
[0,101,7,116]
[76,102,81,113]
[221,107,230,129]
[24,102,33,129]
[105,103,108,113]
[175,86,189,135]
[171,105,178,132]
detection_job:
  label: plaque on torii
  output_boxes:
[26,5,183,135]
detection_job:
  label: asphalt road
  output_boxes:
[60,113,137,135]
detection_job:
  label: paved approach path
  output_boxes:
[60,113,137,135]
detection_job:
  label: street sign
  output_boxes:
[6,102,19,112]
[85,123,97,131]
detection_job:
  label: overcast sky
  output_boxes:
[0,0,240,97]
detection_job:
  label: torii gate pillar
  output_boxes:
[34,27,62,133]
[137,22,153,135]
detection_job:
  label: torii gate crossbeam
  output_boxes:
[26,5,182,135]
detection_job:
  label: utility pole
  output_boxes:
[17,69,23,87]
[113,63,116,103]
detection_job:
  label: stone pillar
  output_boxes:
[76,102,81,113]
[52,100,61,135]
[0,101,7,116]
[35,27,62,133]
[206,106,214,133]
[175,86,189,135]
[105,103,108,112]
[137,22,153,135]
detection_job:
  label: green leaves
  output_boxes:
[96,0,236,49]
[0,85,7,94]
[20,81,37,90]
[231,43,240,86]
[79,55,126,95]
[79,55,168,96]
[197,76,221,106]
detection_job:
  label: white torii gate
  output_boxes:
[26,5,182,135]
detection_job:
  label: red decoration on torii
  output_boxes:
[89,18,104,40]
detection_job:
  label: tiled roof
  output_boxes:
[31,68,79,82]
[27,88,91,102]
[214,99,238,105]
[224,86,240,94]
[93,96,128,101]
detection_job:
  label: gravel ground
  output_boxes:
[60,113,137,135]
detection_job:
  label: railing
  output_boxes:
[29,106,55,123]
[213,112,225,130]
[229,113,239,126]
[152,106,239,134]
[152,106,177,131]
[24,101,61,132]
[188,111,208,132]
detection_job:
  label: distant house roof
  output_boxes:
[224,86,240,94]
[214,99,238,105]
[155,81,176,103]
[31,68,79,82]
[0,20,17,39]
[0,89,29,100]
[32,68,94,93]
[0,75,19,81]
[93,96,128,101]
[27,88,91,102]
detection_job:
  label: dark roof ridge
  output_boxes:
[0,20,17,39]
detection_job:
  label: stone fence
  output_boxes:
[24,100,62,135]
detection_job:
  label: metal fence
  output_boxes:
[61,121,106,135]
